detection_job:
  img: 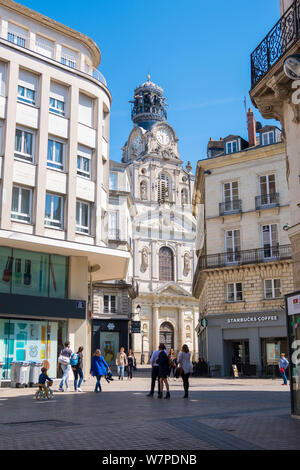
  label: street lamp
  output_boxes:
[128,304,142,350]
[141,329,145,365]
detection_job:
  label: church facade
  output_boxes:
[122,77,199,362]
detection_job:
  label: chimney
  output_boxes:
[247,108,256,147]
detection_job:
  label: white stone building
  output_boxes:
[121,77,199,363]
[0,0,129,382]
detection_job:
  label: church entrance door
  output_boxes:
[159,321,174,352]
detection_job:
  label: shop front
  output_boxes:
[286,291,300,417]
[0,246,86,383]
[92,319,129,367]
[205,310,288,377]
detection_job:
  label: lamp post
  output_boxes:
[141,329,145,365]
[129,304,141,350]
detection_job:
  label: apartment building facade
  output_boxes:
[0,0,130,382]
[193,110,293,377]
[91,161,137,367]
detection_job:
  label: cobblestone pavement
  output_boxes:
[0,373,299,450]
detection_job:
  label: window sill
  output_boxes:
[14,156,35,165]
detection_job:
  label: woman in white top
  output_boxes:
[178,344,194,398]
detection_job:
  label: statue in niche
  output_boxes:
[183,252,190,275]
[140,181,147,200]
[141,247,149,272]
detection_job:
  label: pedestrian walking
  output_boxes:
[116,347,128,380]
[58,341,73,392]
[157,343,170,399]
[278,352,289,386]
[127,349,136,380]
[146,347,162,397]
[71,346,84,392]
[178,344,194,398]
[90,349,109,393]
[168,348,177,379]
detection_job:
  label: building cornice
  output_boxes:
[197,142,285,171]
[1,0,101,67]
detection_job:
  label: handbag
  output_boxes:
[280,367,285,373]
[58,354,70,365]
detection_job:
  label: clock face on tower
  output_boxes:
[156,127,172,146]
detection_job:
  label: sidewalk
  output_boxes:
[0,376,297,450]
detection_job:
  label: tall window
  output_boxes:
[262,224,278,259]
[77,146,92,179]
[45,193,64,229]
[264,279,281,299]
[159,246,174,282]
[18,70,38,106]
[223,181,239,211]
[158,173,170,203]
[76,201,90,234]
[225,230,241,263]
[49,82,68,116]
[104,295,116,313]
[109,173,117,190]
[47,138,64,170]
[11,186,32,223]
[259,174,276,205]
[15,128,34,162]
[108,211,118,239]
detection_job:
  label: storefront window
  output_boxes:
[287,313,300,415]
[261,338,287,377]
[0,318,67,380]
[0,247,68,299]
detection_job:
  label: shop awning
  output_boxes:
[0,229,130,282]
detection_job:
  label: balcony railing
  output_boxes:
[255,193,280,210]
[251,0,300,87]
[219,199,242,216]
[1,34,107,87]
[193,245,292,286]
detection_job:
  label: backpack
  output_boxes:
[70,353,79,366]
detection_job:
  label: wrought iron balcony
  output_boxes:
[194,245,292,282]
[251,0,300,87]
[255,193,280,210]
[219,199,242,216]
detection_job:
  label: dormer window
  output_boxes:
[226,141,238,154]
[261,131,274,146]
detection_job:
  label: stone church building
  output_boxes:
[122,76,199,362]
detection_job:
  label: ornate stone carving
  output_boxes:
[141,247,149,272]
[183,252,190,275]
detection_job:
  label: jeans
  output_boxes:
[73,367,84,390]
[59,364,71,390]
[95,375,102,392]
[281,370,288,385]
[118,365,125,378]
[169,366,176,377]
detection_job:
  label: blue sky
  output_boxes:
[20,0,280,170]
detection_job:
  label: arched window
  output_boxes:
[181,188,188,205]
[140,180,147,200]
[158,173,170,203]
[159,246,174,281]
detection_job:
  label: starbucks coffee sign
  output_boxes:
[227,315,278,324]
